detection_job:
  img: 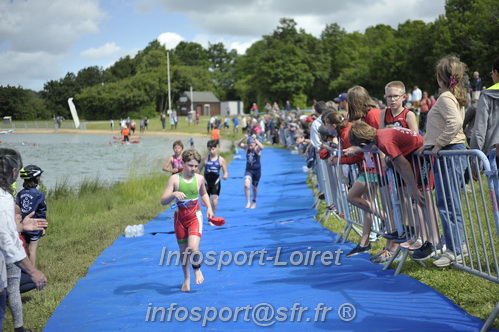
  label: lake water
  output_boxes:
[0,133,232,190]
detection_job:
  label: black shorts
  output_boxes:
[205,173,221,196]
[244,168,261,187]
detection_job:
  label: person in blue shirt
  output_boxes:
[16,165,47,267]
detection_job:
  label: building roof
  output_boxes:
[181,91,220,103]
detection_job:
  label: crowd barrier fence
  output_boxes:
[311,147,499,331]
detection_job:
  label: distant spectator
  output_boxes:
[419,91,432,134]
[472,71,482,101]
[161,112,166,131]
[412,85,422,114]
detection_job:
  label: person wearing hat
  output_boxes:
[334,93,349,117]
[237,134,264,209]
[16,165,47,267]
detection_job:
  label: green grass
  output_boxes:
[3,152,234,331]
[3,173,168,331]
[310,173,499,328]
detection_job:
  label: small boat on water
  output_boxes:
[109,140,140,145]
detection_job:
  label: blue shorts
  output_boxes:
[244,168,261,187]
[22,230,43,242]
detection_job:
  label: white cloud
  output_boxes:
[80,42,123,59]
[157,32,184,49]
[0,50,65,90]
[157,0,445,37]
[0,0,107,90]
[0,0,106,53]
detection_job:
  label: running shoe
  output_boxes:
[433,250,463,267]
[408,238,423,251]
[383,231,399,240]
[411,241,434,261]
[400,237,417,249]
[393,233,408,244]
[346,244,371,258]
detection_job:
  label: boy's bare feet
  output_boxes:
[194,269,204,284]
[245,202,251,208]
[181,278,190,292]
[250,202,256,209]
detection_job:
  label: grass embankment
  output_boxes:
[310,175,499,328]
[3,153,233,331]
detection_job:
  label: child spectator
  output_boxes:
[381,81,418,132]
[348,122,439,262]
[17,165,47,267]
[162,140,184,174]
[160,149,213,292]
[336,86,381,257]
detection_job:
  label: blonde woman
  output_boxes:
[417,55,468,267]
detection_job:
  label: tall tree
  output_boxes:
[173,41,210,68]
[207,42,238,100]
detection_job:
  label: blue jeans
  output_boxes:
[0,289,6,330]
[433,144,466,254]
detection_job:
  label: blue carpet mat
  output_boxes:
[45,148,488,331]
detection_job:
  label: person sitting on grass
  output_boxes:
[160,149,214,292]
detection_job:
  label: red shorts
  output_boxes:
[174,201,203,243]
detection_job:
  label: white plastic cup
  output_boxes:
[138,224,144,237]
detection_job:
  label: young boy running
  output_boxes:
[161,149,213,292]
[199,140,229,216]
[238,134,264,209]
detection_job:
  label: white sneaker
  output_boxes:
[433,250,463,267]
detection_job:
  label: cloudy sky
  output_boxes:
[0,0,446,91]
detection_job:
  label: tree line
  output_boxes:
[1,0,497,121]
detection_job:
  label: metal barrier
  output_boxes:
[310,147,499,331]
